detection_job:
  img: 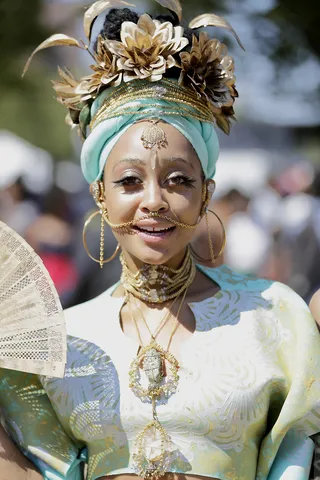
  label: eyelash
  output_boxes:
[113,176,141,186]
[168,175,196,188]
[113,175,196,189]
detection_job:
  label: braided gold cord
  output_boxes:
[82,209,121,266]
[206,210,215,264]
[190,209,226,264]
[100,209,104,268]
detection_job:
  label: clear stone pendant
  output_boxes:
[129,340,179,400]
[143,347,163,388]
[133,420,172,479]
[129,341,180,479]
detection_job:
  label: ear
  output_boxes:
[206,179,216,202]
[200,179,216,217]
[90,181,107,210]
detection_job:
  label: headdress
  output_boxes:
[24,0,242,131]
[23,0,243,181]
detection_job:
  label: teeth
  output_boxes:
[139,226,171,232]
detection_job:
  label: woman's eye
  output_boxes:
[114,176,142,187]
[167,176,196,188]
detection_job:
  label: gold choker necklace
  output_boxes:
[120,247,196,304]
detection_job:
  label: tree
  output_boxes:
[262,0,320,64]
[0,0,72,157]
[0,0,47,90]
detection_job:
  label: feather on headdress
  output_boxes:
[23,0,244,137]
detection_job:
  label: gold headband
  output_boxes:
[90,79,215,130]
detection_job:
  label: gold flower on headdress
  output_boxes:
[107,14,189,82]
[53,67,83,109]
[52,67,85,128]
[179,32,238,134]
[75,36,122,100]
[52,36,123,135]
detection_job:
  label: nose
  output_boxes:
[139,180,168,214]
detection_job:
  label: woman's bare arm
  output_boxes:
[0,423,42,480]
[310,289,320,329]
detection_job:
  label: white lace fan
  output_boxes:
[0,221,66,377]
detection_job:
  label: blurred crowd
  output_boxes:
[1,130,319,308]
[215,163,320,302]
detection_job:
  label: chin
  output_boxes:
[135,248,174,265]
[120,232,190,267]
[128,243,184,266]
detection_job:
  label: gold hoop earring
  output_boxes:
[82,210,120,268]
[190,209,226,264]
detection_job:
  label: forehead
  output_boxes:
[106,121,201,168]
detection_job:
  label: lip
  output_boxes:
[133,225,176,244]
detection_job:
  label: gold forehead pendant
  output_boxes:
[141,120,168,169]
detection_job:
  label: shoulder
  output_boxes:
[198,264,310,311]
[310,289,320,327]
[198,264,273,294]
[64,282,123,339]
[196,265,318,342]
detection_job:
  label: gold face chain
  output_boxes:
[91,180,207,231]
[103,210,200,231]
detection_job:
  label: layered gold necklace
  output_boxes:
[120,246,196,304]
[121,250,196,479]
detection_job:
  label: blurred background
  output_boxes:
[0,0,320,307]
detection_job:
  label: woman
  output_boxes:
[1,3,320,480]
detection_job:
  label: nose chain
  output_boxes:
[102,210,200,230]
[91,180,203,231]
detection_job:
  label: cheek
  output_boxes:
[104,189,141,222]
[169,188,202,218]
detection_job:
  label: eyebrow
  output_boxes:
[113,156,194,170]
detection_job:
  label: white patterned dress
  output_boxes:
[1,265,320,480]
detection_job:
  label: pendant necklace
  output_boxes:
[128,288,188,479]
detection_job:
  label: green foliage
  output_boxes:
[263,0,320,62]
[0,0,72,157]
[0,65,72,158]
[0,0,47,89]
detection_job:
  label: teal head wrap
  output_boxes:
[80,86,220,184]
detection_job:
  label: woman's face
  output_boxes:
[103,121,205,268]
